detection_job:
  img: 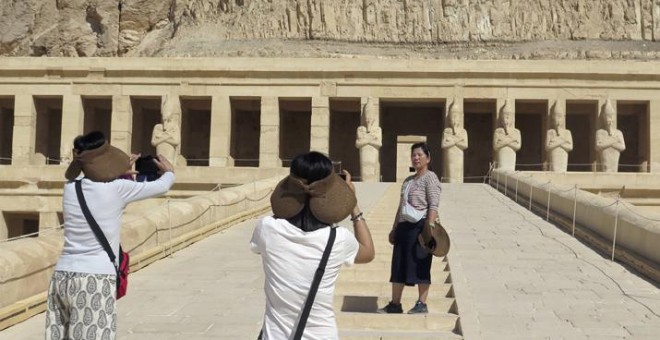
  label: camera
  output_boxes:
[135,155,161,182]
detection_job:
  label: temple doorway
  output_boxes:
[566,101,598,172]
[618,102,650,172]
[180,97,211,166]
[515,100,547,171]
[329,98,361,179]
[34,96,63,164]
[230,97,260,167]
[279,98,311,167]
[130,97,161,156]
[380,100,444,182]
[82,97,112,138]
[464,100,496,182]
[0,97,14,165]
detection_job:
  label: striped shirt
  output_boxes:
[398,171,442,222]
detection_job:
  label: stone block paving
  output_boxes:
[1,182,658,339]
[444,184,659,340]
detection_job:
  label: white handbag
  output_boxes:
[400,180,426,223]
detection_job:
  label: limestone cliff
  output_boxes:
[1,0,660,58]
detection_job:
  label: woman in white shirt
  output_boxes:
[45,131,175,340]
[251,151,375,340]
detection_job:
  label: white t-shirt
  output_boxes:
[250,216,359,340]
[55,172,175,275]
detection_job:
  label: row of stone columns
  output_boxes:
[4,93,646,181]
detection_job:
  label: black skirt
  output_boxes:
[389,219,433,286]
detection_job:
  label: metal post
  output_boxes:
[546,181,551,221]
[168,200,174,257]
[515,173,519,203]
[529,184,534,211]
[572,185,578,237]
[611,198,620,262]
[504,173,508,197]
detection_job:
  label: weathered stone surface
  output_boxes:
[1,0,660,57]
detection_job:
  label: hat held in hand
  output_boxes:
[418,218,451,257]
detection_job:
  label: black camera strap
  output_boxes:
[75,180,117,268]
[292,226,336,340]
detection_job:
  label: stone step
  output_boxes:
[336,312,459,331]
[334,294,456,314]
[339,329,463,340]
[340,268,451,283]
[335,282,453,298]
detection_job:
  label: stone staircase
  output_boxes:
[336,185,463,340]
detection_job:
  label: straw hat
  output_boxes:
[418,218,451,257]
[64,141,131,182]
[270,173,357,224]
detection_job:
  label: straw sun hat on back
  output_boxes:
[270,173,357,225]
[64,141,131,182]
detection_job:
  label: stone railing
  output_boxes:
[490,169,660,282]
[0,176,280,329]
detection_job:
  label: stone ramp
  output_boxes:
[336,184,463,340]
[2,182,658,339]
[444,184,660,340]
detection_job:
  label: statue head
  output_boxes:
[448,100,463,129]
[551,100,566,129]
[164,114,180,131]
[499,100,514,128]
[601,100,615,129]
[362,97,378,128]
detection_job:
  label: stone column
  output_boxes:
[310,96,330,154]
[11,95,36,166]
[493,98,521,171]
[111,95,132,154]
[649,100,660,172]
[60,94,84,165]
[357,97,382,182]
[209,95,233,167]
[259,96,281,167]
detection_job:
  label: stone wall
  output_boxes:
[2,0,660,57]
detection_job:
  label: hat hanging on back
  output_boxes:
[65,141,131,182]
[270,173,357,224]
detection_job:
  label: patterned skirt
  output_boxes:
[45,271,117,340]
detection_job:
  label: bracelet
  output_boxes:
[351,212,364,222]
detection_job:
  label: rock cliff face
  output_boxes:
[1,0,660,57]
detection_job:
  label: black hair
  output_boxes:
[411,142,431,157]
[73,131,105,152]
[289,151,333,183]
[287,151,334,232]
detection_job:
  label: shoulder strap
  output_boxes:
[75,180,117,265]
[292,227,337,340]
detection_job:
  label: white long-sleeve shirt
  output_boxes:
[55,172,175,275]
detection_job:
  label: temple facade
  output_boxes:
[0,58,658,185]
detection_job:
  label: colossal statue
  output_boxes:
[441,100,468,183]
[356,97,382,182]
[152,113,181,165]
[595,100,625,172]
[493,100,521,171]
[545,100,573,172]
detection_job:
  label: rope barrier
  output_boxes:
[0,179,268,243]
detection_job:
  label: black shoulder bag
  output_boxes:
[258,227,337,340]
[75,180,130,299]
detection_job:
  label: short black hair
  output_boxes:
[73,131,105,152]
[289,151,333,183]
[411,142,430,157]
